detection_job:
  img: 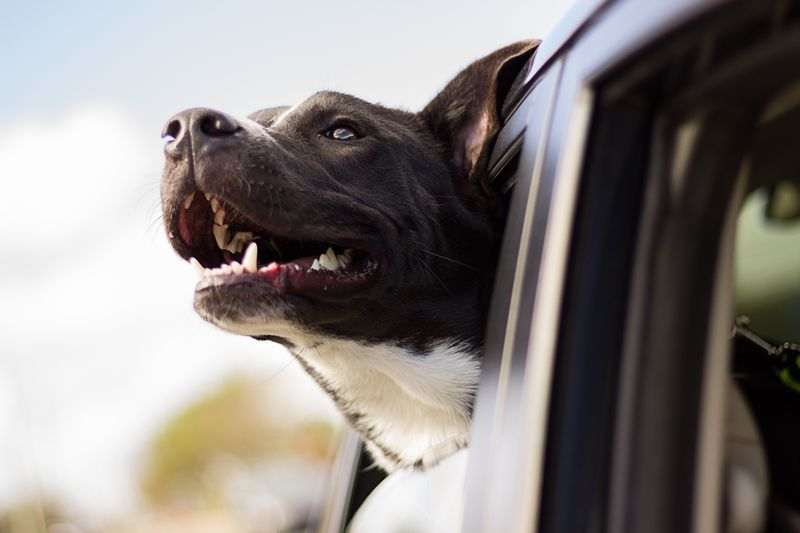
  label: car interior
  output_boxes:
[729,78,800,532]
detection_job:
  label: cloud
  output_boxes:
[0,107,157,248]
[0,106,337,517]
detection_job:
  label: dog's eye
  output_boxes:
[324,126,359,141]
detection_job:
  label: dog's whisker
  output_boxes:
[414,255,452,295]
[145,214,165,237]
[418,249,479,271]
[257,361,292,387]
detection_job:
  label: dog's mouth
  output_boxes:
[175,190,379,297]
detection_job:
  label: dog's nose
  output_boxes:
[161,108,240,158]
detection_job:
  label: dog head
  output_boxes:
[161,41,537,353]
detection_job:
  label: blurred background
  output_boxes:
[0,1,575,531]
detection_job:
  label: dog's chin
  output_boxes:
[193,281,298,339]
[191,269,380,341]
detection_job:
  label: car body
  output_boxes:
[321,0,800,531]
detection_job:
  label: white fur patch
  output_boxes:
[206,310,480,471]
[299,338,480,470]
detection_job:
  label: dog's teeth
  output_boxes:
[183,192,196,210]
[230,261,244,275]
[214,208,226,226]
[211,197,220,213]
[318,247,341,271]
[189,257,204,279]
[204,192,212,201]
[224,231,254,254]
[318,253,335,271]
[213,224,230,250]
[325,247,338,264]
[310,258,321,271]
[221,264,232,275]
[337,252,351,268]
[242,242,258,272]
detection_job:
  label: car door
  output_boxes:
[464,0,800,532]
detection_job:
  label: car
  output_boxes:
[318,0,800,531]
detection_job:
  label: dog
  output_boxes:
[160,40,539,472]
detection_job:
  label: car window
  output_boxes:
[727,78,800,531]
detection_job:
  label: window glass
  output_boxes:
[735,184,800,342]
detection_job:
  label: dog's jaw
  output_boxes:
[209,312,480,471]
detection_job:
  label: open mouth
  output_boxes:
[176,191,378,296]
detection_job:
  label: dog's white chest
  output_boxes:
[293,338,481,471]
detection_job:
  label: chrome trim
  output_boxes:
[512,86,594,532]
[318,430,361,533]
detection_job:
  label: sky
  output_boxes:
[0,0,575,521]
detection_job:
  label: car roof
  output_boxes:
[526,0,609,79]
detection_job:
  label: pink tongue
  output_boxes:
[255,256,370,296]
[256,256,315,290]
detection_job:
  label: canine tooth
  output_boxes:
[242,242,258,272]
[310,258,321,271]
[211,197,220,213]
[189,257,204,279]
[231,261,243,275]
[213,224,230,249]
[183,192,196,210]
[204,192,212,201]
[214,208,226,226]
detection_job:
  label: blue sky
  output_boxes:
[3,0,572,124]
[0,0,574,520]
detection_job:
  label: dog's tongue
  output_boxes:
[178,192,212,247]
[257,257,376,296]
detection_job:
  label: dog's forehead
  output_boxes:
[247,105,291,123]
[249,91,406,128]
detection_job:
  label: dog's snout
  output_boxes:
[161,108,240,159]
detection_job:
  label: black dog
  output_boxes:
[161,41,538,471]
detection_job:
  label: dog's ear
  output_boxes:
[420,40,540,190]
